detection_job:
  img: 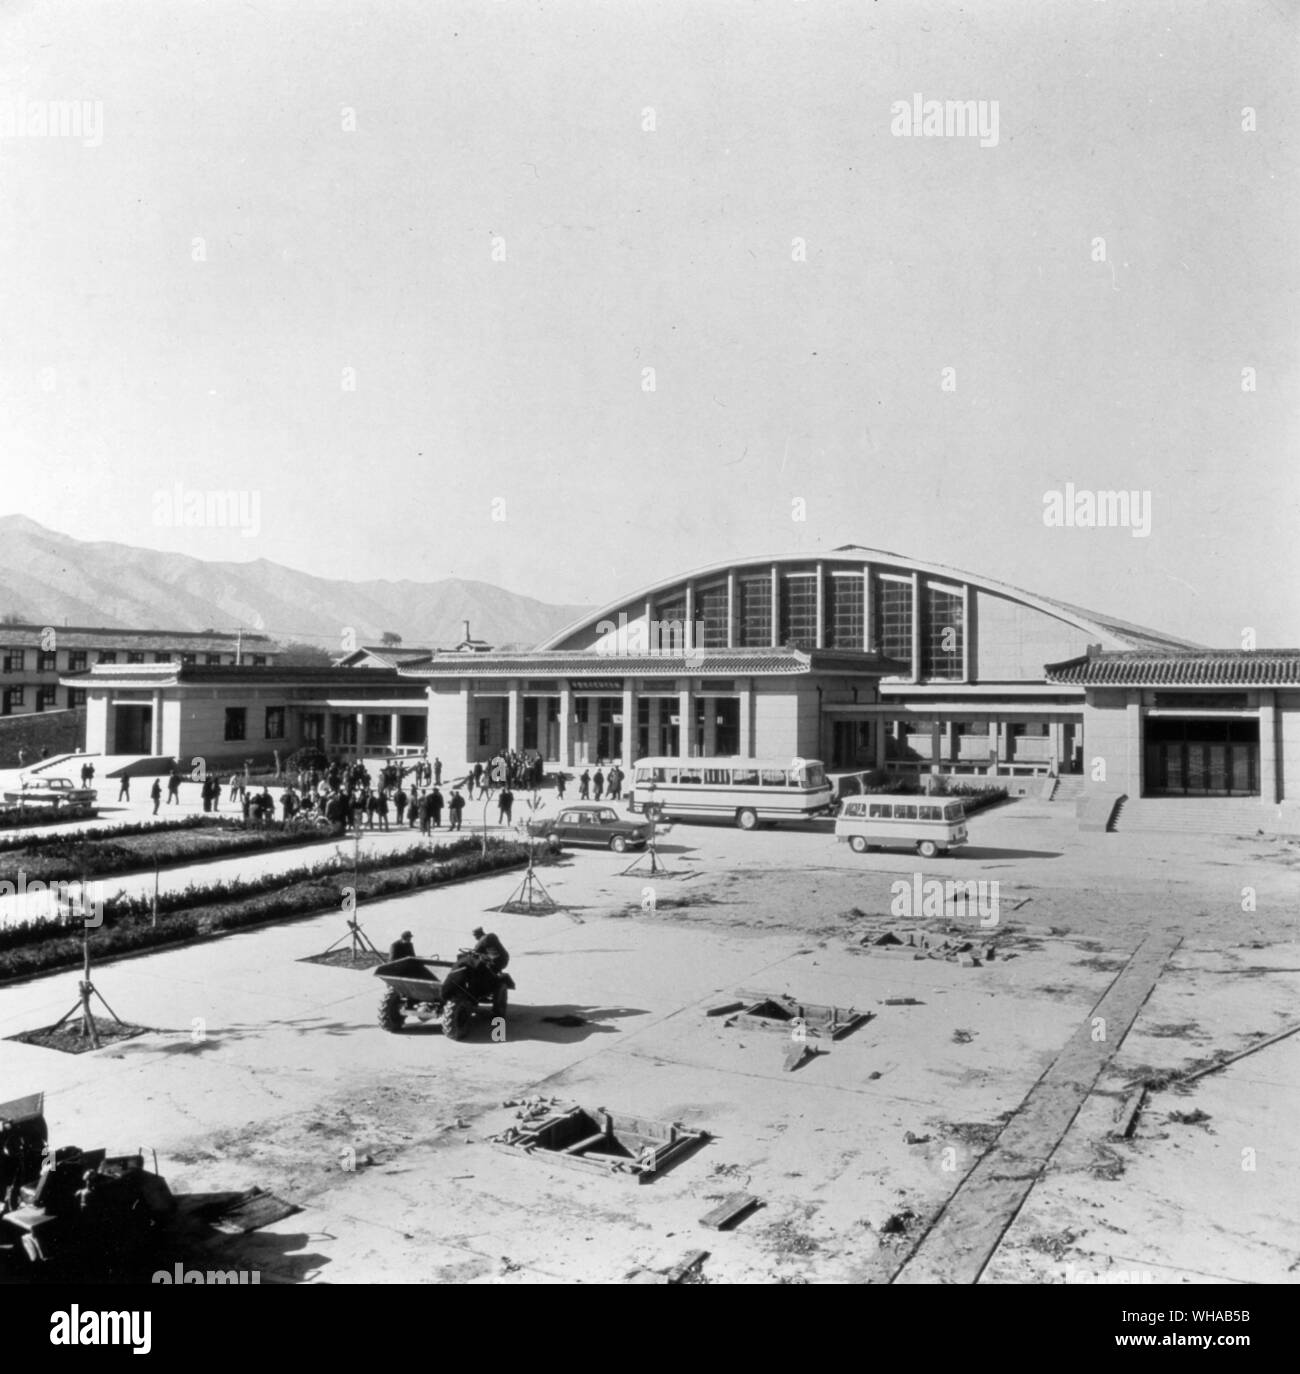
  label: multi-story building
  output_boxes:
[3,625,279,717]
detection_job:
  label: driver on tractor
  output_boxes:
[470,927,509,973]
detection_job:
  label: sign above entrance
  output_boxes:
[569,681,622,692]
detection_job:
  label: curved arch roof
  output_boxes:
[538,545,1203,653]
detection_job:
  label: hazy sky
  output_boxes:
[1,0,1296,645]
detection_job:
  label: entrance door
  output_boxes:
[1143,717,1258,796]
[114,705,152,754]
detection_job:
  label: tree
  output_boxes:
[380,630,403,647]
[275,640,334,667]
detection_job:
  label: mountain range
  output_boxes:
[0,515,591,651]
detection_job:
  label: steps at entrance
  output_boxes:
[1113,797,1277,836]
[1050,776,1086,803]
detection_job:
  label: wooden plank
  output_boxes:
[665,1249,709,1284]
[699,1192,760,1230]
[1178,1021,1300,1084]
[892,930,1182,1286]
[1109,1085,1147,1140]
[705,1000,746,1017]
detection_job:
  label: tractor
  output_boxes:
[374,950,514,1039]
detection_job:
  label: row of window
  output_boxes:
[1,687,87,711]
[644,570,966,676]
[0,650,268,671]
[224,706,285,741]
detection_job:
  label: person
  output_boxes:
[608,765,623,801]
[117,774,131,802]
[593,768,604,801]
[394,784,408,823]
[150,777,162,815]
[377,787,390,832]
[16,747,26,767]
[430,785,444,829]
[472,762,483,797]
[555,770,567,800]
[448,788,464,830]
[498,787,514,826]
[579,770,590,800]
[417,789,431,836]
[166,769,181,803]
[212,777,223,812]
[407,790,419,828]
[389,930,415,962]
[470,926,509,972]
[433,756,442,785]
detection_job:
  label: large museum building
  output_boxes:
[65,547,1300,830]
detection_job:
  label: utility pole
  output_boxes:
[235,626,243,666]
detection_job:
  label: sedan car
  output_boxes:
[2,776,98,806]
[527,805,651,853]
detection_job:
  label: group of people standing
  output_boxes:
[562,764,624,802]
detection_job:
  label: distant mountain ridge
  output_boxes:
[0,515,592,650]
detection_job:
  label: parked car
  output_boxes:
[2,776,98,807]
[527,804,651,853]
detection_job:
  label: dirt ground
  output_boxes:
[0,795,1295,1284]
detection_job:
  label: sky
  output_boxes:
[0,0,1297,645]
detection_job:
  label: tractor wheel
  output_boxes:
[440,997,473,1040]
[736,808,759,831]
[917,840,939,859]
[492,983,509,1021]
[378,987,406,1033]
[849,835,869,854]
[609,834,628,853]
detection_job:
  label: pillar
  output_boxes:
[875,716,887,768]
[684,584,695,651]
[1259,691,1278,803]
[910,572,921,681]
[1048,719,1061,774]
[559,684,572,766]
[679,685,693,758]
[390,713,401,751]
[988,719,999,775]
[355,711,365,755]
[815,561,825,650]
[738,684,752,758]
[702,698,717,757]
[150,689,162,755]
[622,683,635,773]
[862,564,873,652]
[507,683,522,752]
[770,564,780,648]
[727,570,737,649]
[1126,691,1142,796]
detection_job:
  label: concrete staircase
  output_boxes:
[1112,797,1281,836]
[1046,775,1086,803]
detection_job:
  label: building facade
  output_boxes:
[4,625,279,719]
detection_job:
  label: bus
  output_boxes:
[834,796,968,858]
[627,756,835,830]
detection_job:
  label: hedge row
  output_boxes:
[0,839,530,983]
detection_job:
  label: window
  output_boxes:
[703,768,731,785]
[98,651,117,664]
[180,653,196,666]
[919,805,942,820]
[677,768,702,785]
[154,653,172,664]
[922,584,964,679]
[760,768,788,787]
[265,706,285,740]
[827,574,864,649]
[652,595,687,651]
[844,800,866,817]
[37,651,57,672]
[868,802,891,819]
[206,654,223,666]
[67,688,87,708]
[944,803,965,821]
[126,651,145,664]
[36,685,56,711]
[478,718,490,745]
[779,572,817,648]
[737,573,772,647]
[2,651,22,673]
[68,650,87,671]
[7,686,25,708]
[252,654,267,666]
[732,768,758,786]
[224,708,247,742]
[698,583,729,648]
[895,804,918,820]
[598,809,617,823]
[877,578,913,664]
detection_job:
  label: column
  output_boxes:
[648,696,660,755]
[679,685,693,757]
[875,716,887,768]
[1048,719,1061,774]
[558,683,572,766]
[930,720,942,775]
[1126,691,1142,796]
[961,583,971,681]
[727,570,737,648]
[738,683,753,758]
[862,564,873,652]
[622,683,635,773]
[988,719,999,775]
[815,561,825,649]
[684,584,695,651]
[1259,691,1278,803]
[910,572,921,681]
[770,564,780,648]
[702,698,717,757]
[507,683,522,752]
[355,711,365,755]
[150,689,162,755]
[389,713,401,751]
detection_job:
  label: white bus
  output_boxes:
[834,796,968,858]
[627,756,835,830]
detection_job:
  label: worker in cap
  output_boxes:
[389,930,416,962]
[471,926,509,972]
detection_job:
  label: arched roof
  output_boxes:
[538,545,1202,652]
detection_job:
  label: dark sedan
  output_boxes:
[528,805,651,853]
